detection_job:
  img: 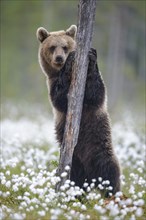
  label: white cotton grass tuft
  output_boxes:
[61,172,68,178]
[65,165,70,171]
[1,107,145,220]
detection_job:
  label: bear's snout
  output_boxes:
[55,55,64,64]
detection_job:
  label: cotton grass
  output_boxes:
[1,110,145,220]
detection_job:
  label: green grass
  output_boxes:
[1,114,146,219]
[1,156,146,220]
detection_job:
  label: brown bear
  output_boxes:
[36,25,121,196]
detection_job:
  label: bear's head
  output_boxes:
[37,25,77,73]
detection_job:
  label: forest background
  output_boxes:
[1,0,145,121]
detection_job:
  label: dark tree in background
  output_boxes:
[56,0,97,191]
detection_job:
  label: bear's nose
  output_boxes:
[55,56,64,64]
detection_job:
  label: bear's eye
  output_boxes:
[49,46,56,53]
[63,46,68,53]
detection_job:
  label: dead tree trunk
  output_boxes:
[56,0,97,190]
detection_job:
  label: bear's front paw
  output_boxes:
[59,70,71,87]
[66,51,76,65]
[61,51,75,76]
[88,48,97,63]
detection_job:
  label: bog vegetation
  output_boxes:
[1,104,145,220]
[1,1,145,113]
[1,1,145,219]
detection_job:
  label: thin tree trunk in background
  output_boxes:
[106,7,125,110]
[56,0,97,191]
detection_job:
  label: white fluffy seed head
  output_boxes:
[98,177,102,182]
[65,165,70,171]
[61,172,68,178]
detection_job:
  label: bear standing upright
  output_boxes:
[36,25,121,196]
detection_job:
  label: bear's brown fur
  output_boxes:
[37,25,76,73]
[36,25,121,197]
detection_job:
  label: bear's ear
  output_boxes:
[66,25,77,39]
[36,27,50,43]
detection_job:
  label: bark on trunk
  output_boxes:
[56,0,97,191]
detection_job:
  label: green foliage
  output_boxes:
[1,163,145,219]
[0,0,145,113]
[1,106,146,219]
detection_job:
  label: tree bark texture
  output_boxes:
[56,0,97,190]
